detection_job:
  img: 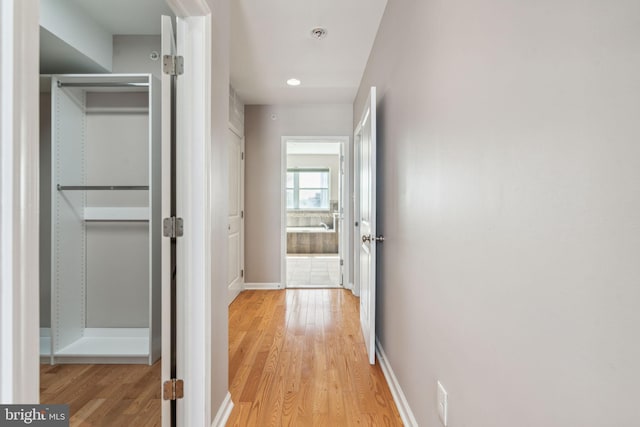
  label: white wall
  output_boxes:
[244,104,352,283]
[355,0,640,426]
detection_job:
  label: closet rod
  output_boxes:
[57,185,149,191]
[57,82,149,88]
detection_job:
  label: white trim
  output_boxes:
[210,392,234,427]
[244,283,283,290]
[0,0,40,404]
[167,0,211,17]
[228,121,243,139]
[228,282,243,305]
[280,136,351,289]
[175,13,212,427]
[280,139,288,288]
[376,338,419,427]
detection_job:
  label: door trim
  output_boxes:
[0,0,40,404]
[4,0,214,419]
[280,136,351,289]
[173,10,212,427]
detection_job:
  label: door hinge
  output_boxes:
[163,379,184,401]
[240,269,244,278]
[163,55,184,76]
[340,259,344,266]
[163,217,184,238]
[241,152,244,160]
[241,210,244,219]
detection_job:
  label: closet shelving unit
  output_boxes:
[46,74,161,364]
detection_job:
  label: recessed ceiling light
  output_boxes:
[287,78,301,86]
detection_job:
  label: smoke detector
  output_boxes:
[310,27,328,40]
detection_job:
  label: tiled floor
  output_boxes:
[286,255,342,288]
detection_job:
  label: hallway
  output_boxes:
[227,289,402,425]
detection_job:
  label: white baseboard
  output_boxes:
[344,282,357,296]
[376,338,418,427]
[243,282,283,290]
[211,392,233,427]
[228,282,243,305]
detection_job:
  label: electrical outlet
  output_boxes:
[437,381,448,426]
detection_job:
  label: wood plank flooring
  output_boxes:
[40,360,161,426]
[39,289,400,426]
[227,289,403,426]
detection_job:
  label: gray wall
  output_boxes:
[84,93,150,327]
[112,35,161,78]
[244,104,352,283]
[39,93,51,328]
[354,0,640,426]
[208,0,231,418]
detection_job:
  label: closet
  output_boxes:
[42,74,161,365]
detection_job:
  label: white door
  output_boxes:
[227,128,244,302]
[356,87,379,365]
[160,15,178,427]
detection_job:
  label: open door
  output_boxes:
[356,87,380,365]
[165,12,211,427]
[161,15,178,427]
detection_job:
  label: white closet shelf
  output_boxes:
[55,328,149,357]
[85,107,149,114]
[84,207,149,221]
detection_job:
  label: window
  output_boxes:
[287,169,330,210]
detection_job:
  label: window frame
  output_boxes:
[286,168,331,211]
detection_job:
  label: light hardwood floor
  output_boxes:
[227,289,403,426]
[40,360,161,426]
[40,289,401,426]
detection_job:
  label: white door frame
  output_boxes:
[0,1,215,424]
[170,3,213,426]
[280,136,351,289]
[0,0,40,404]
[352,132,361,297]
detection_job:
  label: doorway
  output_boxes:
[281,137,350,289]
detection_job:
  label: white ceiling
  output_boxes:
[40,0,387,105]
[231,0,387,105]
